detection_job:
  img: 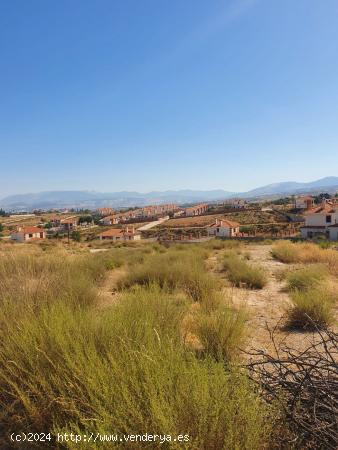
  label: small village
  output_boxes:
[1,193,338,246]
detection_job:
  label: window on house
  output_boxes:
[29,234,33,238]
[326,215,332,223]
[217,228,220,232]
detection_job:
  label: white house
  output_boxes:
[329,224,338,241]
[295,196,314,210]
[98,226,141,241]
[100,215,120,226]
[11,226,46,242]
[207,218,240,238]
[300,200,338,239]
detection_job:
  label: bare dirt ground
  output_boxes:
[211,244,337,358]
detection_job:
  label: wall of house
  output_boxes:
[11,231,45,242]
[305,214,329,227]
[25,232,45,241]
[329,228,338,241]
[11,232,25,242]
[207,227,216,236]
[217,227,231,237]
[301,227,327,239]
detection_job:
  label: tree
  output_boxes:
[78,215,93,225]
[71,231,81,242]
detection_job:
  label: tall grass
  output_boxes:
[287,287,336,330]
[222,252,267,289]
[118,248,220,302]
[0,283,274,449]
[272,241,338,275]
[286,264,329,291]
[0,249,106,309]
[282,262,336,329]
[193,304,247,363]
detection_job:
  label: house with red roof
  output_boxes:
[207,218,240,238]
[98,226,141,241]
[300,200,338,240]
[11,226,46,242]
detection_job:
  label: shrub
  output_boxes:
[203,239,241,251]
[286,264,328,292]
[287,286,336,330]
[222,252,267,289]
[194,304,247,363]
[118,249,220,301]
[272,241,338,275]
[0,250,106,309]
[0,286,274,449]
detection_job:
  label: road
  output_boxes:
[137,217,169,231]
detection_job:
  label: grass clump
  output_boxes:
[194,304,247,363]
[272,241,338,275]
[0,249,106,309]
[118,248,220,301]
[286,264,329,292]
[284,263,336,329]
[222,252,267,289]
[287,286,336,330]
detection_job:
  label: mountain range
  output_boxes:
[1,177,338,211]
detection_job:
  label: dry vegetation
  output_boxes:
[272,241,338,329]
[160,210,288,228]
[0,238,337,449]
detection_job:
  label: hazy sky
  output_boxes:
[1,0,338,197]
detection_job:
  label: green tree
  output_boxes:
[71,231,81,242]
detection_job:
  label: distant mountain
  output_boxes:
[241,177,338,198]
[1,177,337,211]
[0,189,235,211]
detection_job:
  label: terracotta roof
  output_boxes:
[15,226,45,234]
[61,219,77,224]
[305,204,336,215]
[98,228,138,237]
[209,220,240,228]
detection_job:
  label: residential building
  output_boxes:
[185,204,208,217]
[96,208,115,217]
[295,196,314,210]
[207,218,240,238]
[300,200,338,239]
[11,226,46,242]
[223,199,247,209]
[60,218,78,232]
[100,215,120,226]
[98,226,141,241]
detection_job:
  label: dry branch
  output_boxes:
[246,325,338,449]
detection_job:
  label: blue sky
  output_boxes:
[1,0,338,197]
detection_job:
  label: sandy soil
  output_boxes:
[220,245,337,357]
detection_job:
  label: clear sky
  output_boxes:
[1,0,338,197]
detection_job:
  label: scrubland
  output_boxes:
[0,238,337,449]
[272,241,338,329]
